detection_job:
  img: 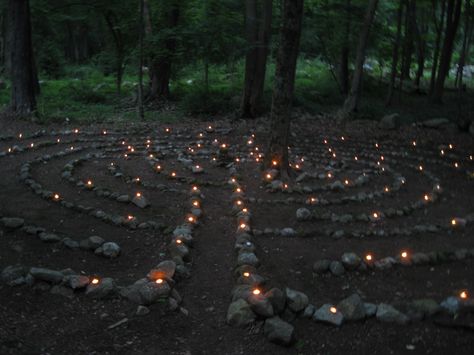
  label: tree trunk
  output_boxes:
[8,0,37,116]
[400,0,415,80]
[431,0,462,103]
[386,0,404,106]
[137,0,145,120]
[104,11,124,95]
[148,2,179,100]
[429,0,447,95]
[241,0,273,118]
[339,0,379,119]
[455,0,471,89]
[338,0,351,95]
[413,1,427,91]
[265,0,304,179]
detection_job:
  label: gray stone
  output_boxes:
[1,217,24,229]
[313,259,330,273]
[264,317,295,346]
[303,304,315,318]
[136,305,150,316]
[380,113,400,130]
[138,280,171,305]
[226,299,256,327]
[62,238,79,249]
[30,267,63,284]
[376,303,409,324]
[364,303,378,317]
[285,288,309,313]
[329,261,345,276]
[296,208,311,221]
[132,195,150,208]
[337,293,366,321]
[422,118,450,128]
[101,242,120,258]
[341,252,361,270]
[65,275,90,289]
[280,228,296,237]
[237,252,259,267]
[440,296,460,314]
[265,288,286,314]
[148,260,176,280]
[85,277,117,299]
[1,265,27,285]
[411,299,440,317]
[313,304,344,326]
[116,195,130,202]
[39,232,61,242]
[248,294,274,318]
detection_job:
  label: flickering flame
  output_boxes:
[155,278,163,284]
[412,141,416,146]
[243,272,250,278]
[454,162,459,168]
[384,187,389,192]
[424,194,429,201]
[252,289,261,295]
[365,254,372,261]
[419,165,423,171]
[74,129,79,133]
[373,212,379,219]
[344,179,349,185]
[449,144,453,149]
[87,180,93,186]
[272,160,278,166]
[401,251,408,258]
[53,193,60,200]
[239,223,247,229]
[156,165,162,170]
[451,219,457,226]
[330,306,337,314]
[127,215,134,220]
[354,156,358,161]
[171,172,176,177]
[91,278,100,285]
[136,192,142,198]
[460,291,468,299]
[192,200,199,207]
[188,216,195,223]
[176,239,182,244]
[165,128,170,133]
[266,173,272,180]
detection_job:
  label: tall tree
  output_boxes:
[137,0,144,120]
[338,0,379,119]
[241,0,273,118]
[265,0,304,179]
[431,0,462,102]
[455,0,472,89]
[429,0,447,95]
[103,10,124,94]
[8,0,37,116]
[338,0,352,95]
[386,0,404,106]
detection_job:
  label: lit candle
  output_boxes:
[155,278,164,284]
[460,291,468,299]
[329,306,337,314]
[401,251,408,258]
[91,277,100,285]
[252,288,261,295]
[243,272,250,278]
[53,193,60,201]
[365,254,373,262]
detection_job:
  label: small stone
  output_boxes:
[65,275,90,289]
[1,265,27,285]
[248,294,274,318]
[296,208,311,221]
[337,293,366,321]
[280,228,296,237]
[85,236,105,250]
[376,303,409,324]
[303,304,315,318]
[62,238,79,249]
[138,280,171,305]
[85,277,117,299]
[101,242,120,258]
[226,299,256,327]
[440,296,460,314]
[285,288,309,313]
[364,303,378,317]
[116,195,130,202]
[265,288,286,314]
[1,217,24,229]
[264,317,295,346]
[237,252,259,267]
[313,304,344,326]
[329,261,345,276]
[132,194,150,208]
[148,260,176,280]
[29,267,64,284]
[313,259,330,273]
[410,299,440,317]
[136,305,150,316]
[341,252,361,270]
[39,232,61,242]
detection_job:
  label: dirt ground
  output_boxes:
[0,113,473,354]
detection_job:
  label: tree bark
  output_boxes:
[413,4,428,92]
[429,0,447,95]
[455,0,472,89]
[400,0,415,80]
[431,0,462,102]
[241,0,273,118]
[137,0,145,120]
[386,0,404,106]
[338,0,351,95]
[8,0,37,116]
[148,2,179,100]
[265,0,303,179]
[104,11,124,94]
[339,0,379,119]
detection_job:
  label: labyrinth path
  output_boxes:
[0,120,473,353]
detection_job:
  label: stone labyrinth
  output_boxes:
[0,121,473,347]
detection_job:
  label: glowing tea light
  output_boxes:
[451,219,457,226]
[384,187,390,193]
[7,147,11,153]
[102,130,107,135]
[165,128,170,133]
[187,215,196,223]
[375,143,379,148]
[220,144,228,150]
[91,278,100,285]
[454,162,459,168]
[243,272,250,278]
[57,138,60,143]
[74,129,79,134]
[418,165,423,171]
[272,160,278,167]
[252,288,261,296]
[449,144,453,149]
[373,212,379,219]
[236,200,243,207]
[327,173,332,178]
[424,194,430,201]
[170,172,177,178]
[440,150,445,155]
[127,215,135,221]
[329,306,337,314]
[460,291,468,299]
[341,136,345,141]
[18,133,22,139]
[332,153,337,158]
[265,173,272,180]
[365,254,373,261]
[53,193,60,201]
[401,251,408,259]
[30,143,34,148]
[176,239,183,244]
[86,180,93,187]
[239,223,247,230]
[344,179,350,185]
[70,146,74,150]
[136,192,142,198]
[354,156,358,161]
[155,278,164,284]
[192,200,200,207]
[412,141,416,147]
[156,165,162,171]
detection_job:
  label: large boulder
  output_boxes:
[376,303,409,324]
[337,293,366,321]
[285,288,309,313]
